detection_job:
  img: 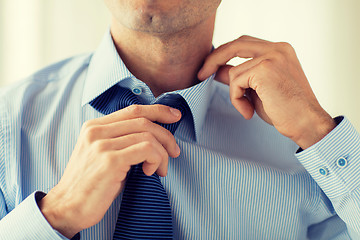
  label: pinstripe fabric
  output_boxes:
[113,166,173,239]
[0,31,360,240]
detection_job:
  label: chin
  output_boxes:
[126,11,183,34]
[108,0,219,34]
[132,3,182,31]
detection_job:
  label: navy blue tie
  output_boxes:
[89,85,190,239]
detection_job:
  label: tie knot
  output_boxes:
[156,94,189,118]
[155,93,190,134]
[90,85,141,115]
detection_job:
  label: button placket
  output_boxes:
[132,87,142,95]
[336,157,348,168]
[319,167,329,176]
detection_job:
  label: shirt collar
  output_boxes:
[82,30,216,141]
[157,76,215,141]
[81,31,134,106]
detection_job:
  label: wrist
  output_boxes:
[292,111,336,150]
[38,189,80,239]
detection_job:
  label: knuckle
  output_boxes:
[93,140,108,153]
[137,117,151,128]
[248,75,257,90]
[154,151,164,164]
[163,129,175,142]
[81,120,95,131]
[154,104,169,115]
[215,42,228,53]
[142,141,155,152]
[276,42,294,53]
[127,104,142,116]
[161,149,169,162]
[259,59,272,69]
[141,132,156,142]
[223,40,236,52]
[230,97,238,108]
[142,142,160,163]
[83,125,102,142]
[228,67,238,80]
[270,51,286,62]
[237,35,250,41]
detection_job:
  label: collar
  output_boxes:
[82,30,216,141]
[156,76,215,141]
[81,31,134,106]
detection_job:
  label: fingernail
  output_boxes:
[170,108,181,117]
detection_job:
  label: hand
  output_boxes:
[198,35,336,149]
[38,105,181,238]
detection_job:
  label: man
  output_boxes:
[0,0,359,239]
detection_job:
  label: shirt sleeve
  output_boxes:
[0,192,71,240]
[0,96,72,240]
[295,116,360,235]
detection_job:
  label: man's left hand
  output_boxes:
[198,35,336,149]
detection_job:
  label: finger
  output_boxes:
[215,55,271,86]
[246,89,273,125]
[214,65,232,85]
[97,118,180,158]
[229,60,270,111]
[227,61,271,120]
[96,132,168,151]
[231,97,254,120]
[91,104,182,125]
[198,40,273,80]
[97,132,180,167]
[95,133,178,177]
[140,141,169,177]
[229,81,254,120]
[228,55,271,81]
[155,152,170,177]
[237,35,271,43]
[115,141,168,176]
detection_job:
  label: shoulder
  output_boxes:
[0,53,93,145]
[0,53,92,115]
[1,53,92,100]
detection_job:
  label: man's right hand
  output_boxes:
[38,104,182,238]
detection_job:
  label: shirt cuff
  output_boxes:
[0,191,69,240]
[295,116,360,199]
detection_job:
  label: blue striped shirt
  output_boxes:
[1,31,360,240]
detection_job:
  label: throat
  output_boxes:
[110,16,215,97]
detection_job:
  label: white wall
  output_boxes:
[1,0,359,130]
[0,0,110,86]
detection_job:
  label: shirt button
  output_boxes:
[319,167,329,176]
[336,157,348,168]
[132,87,142,95]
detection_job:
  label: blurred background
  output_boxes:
[0,0,359,130]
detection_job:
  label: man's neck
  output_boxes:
[110,15,215,97]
